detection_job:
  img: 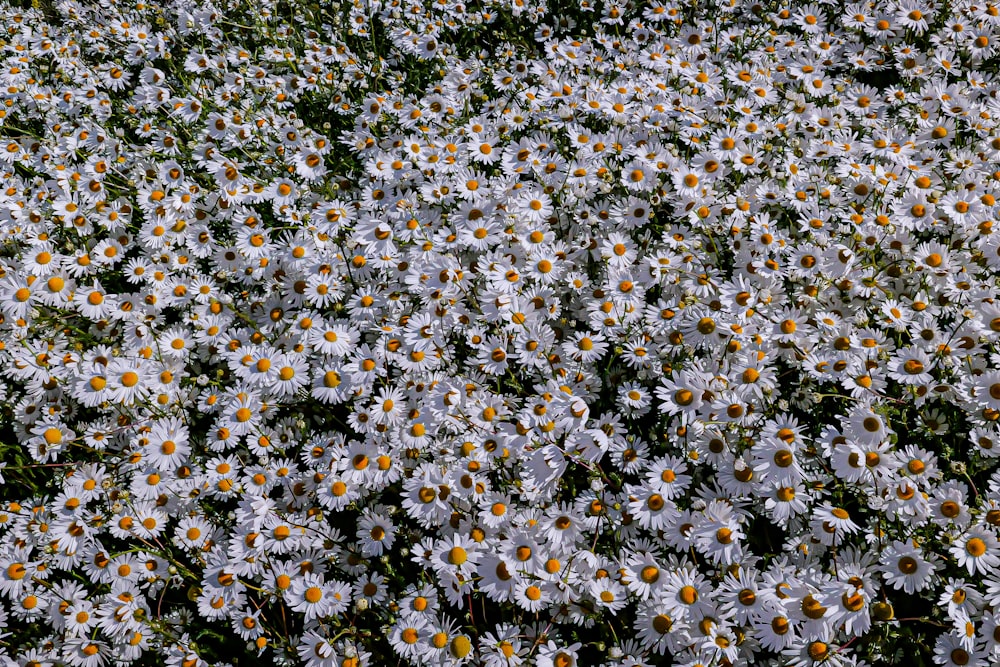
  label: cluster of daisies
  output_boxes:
[6,0,1000,665]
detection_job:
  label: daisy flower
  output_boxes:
[879,540,938,594]
[106,359,150,406]
[479,624,528,667]
[512,580,548,613]
[934,631,989,667]
[660,567,713,621]
[61,638,110,667]
[888,349,934,385]
[268,352,309,399]
[590,578,628,613]
[811,505,861,546]
[288,574,338,622]
[389,617,430,661]
[627,485,677,531]
[635,601,687,655]
[563,331,608,364]
[74,281,117,320]
[951,526,1000,576]
[356,511,396,557]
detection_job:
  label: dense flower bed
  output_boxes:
[3,0,1000,665]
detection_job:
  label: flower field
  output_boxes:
[3,0,1000,665]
